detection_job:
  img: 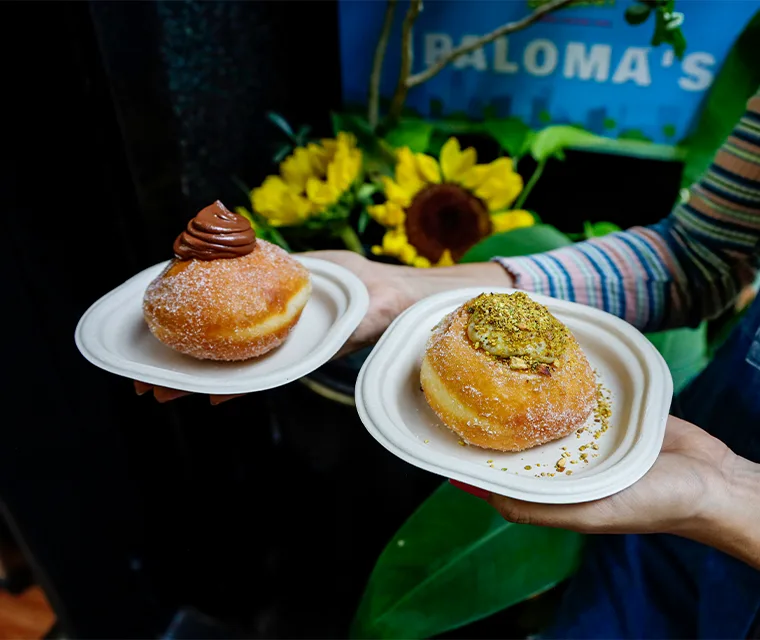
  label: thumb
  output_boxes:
[448,480,594,531]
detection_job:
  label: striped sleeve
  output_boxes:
[496,90,760,332]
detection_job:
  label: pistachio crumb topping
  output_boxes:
[466,292,569,369]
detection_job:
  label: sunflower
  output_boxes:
[369,138,534,267]
[241,132,362,227]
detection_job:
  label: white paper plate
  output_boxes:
[356,288,672,504]
[75,257,369,394]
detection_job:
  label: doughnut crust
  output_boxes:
[421,300,596,451]
[143,240,311,361]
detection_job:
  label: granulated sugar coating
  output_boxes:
[420,295,597,452]
[143,240,311,361]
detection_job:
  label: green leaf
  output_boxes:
[680,9,760,188]
[603,117,617,130]
[583,220,622,238]
[357,183,378,202]
[520,130,537,158]
[460,224,573,263]
[351,482,584,639]
[538,109,552,124]
[295,124,312,145]
[231,175,251,200]
[267,112,294,138]
[624,2,652,25]
[357,208,371,234]
[648,2,686,58]
[385,119,434,153]
[670,27,687,60]
[530,125,600,162]
[273,145,292,163]
[645,323,709,394]
[483,117,532,158]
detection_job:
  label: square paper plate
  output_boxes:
[356,288,672,504]
[75,257,369,394]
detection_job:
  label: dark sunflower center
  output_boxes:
[404,183,492,263]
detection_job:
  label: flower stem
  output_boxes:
[514,158,546,210]
[337,225,366,255]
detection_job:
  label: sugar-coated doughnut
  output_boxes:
[421,292,595,451]
[142,201,311,361]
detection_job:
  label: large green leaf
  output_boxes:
[530,125,600,162]
[460,224,573,263]
[385,119,434,153]
[681,10,760,188]
[645,323,709,394]
[483,117,533,159]
[351,482,584,639]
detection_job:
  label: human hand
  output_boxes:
[134,250,512,403]
[451,416,736,537]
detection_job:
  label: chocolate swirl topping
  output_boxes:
[173,201,256,260]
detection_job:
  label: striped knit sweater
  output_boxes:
[497,90,760,332]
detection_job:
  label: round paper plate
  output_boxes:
[75,257,369,394]
[356,288,672,504]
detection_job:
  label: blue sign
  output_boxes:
[338,0,756,146]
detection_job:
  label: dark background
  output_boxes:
[2,1,683,637]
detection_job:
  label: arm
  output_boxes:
[139,94,760,402]
[452,416,760,570]
[496,91,760,332]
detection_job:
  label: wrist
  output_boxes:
[681,454,760,567]
[394,262,514,310]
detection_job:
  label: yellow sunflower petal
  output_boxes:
[394,147,426,193]
[477,174,524,211]
[413,256,432,268]
[273,191,312,226]
[367,204,390,224]
[395,147,416,178]
[474,158,524,211]
[491,210,535,233]
[336,131,357,149]
[251,176,288,217]
[395,167,425,196]
[436,249,455,267]
[440,137,477,183]
[253,184,312,226]
[459,164,491,190]
[382,228,408,255]
[320,139,338,157]
[415,153,441,184]
[368,202,405,227]
[307,143,330,176]
[306,177,340,208]
[399,243,417,266]
[293,193,314,221]
[280,147,313,191]
[382,176,416,207]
